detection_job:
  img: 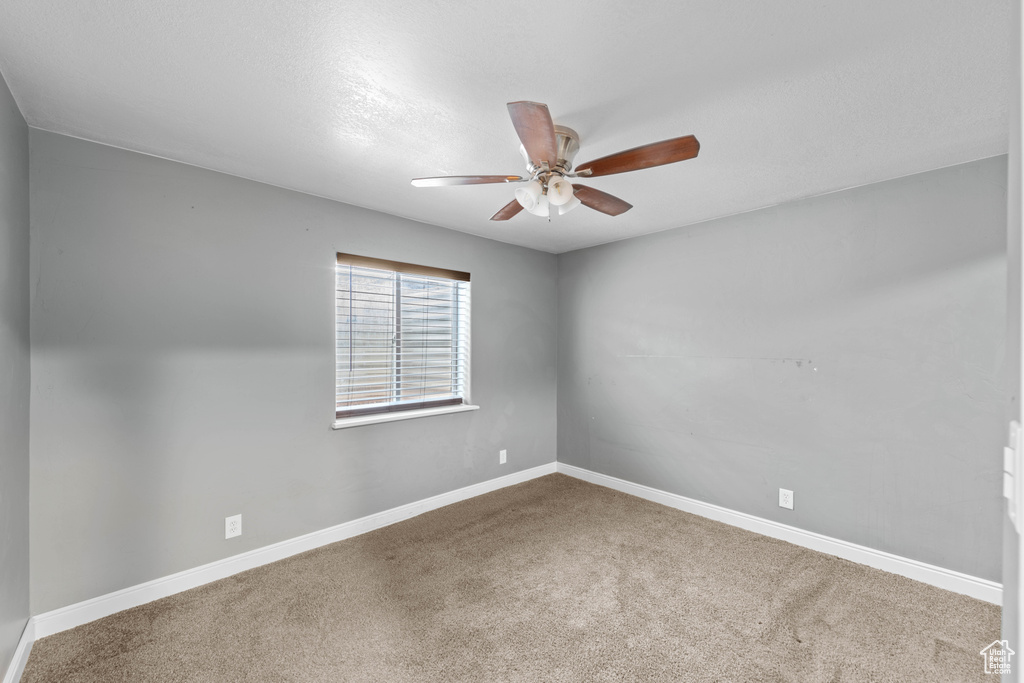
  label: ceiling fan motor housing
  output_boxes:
[520,125,580,181]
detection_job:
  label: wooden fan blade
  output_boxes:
[507,101,558,166]
[575,135,699,177]
[490,199,524,221]
[572,185,633,216]
[412,175,523,187]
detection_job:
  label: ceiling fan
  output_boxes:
[411,101,699,221]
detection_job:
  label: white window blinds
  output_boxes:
[336,253,471,419]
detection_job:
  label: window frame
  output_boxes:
[333,253,477,429]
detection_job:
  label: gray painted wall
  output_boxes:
[23,123,1009,621]
[1003,1,1021,677]
[558,156,1007,581]
[0,72,30,671]
[28,130,558,614]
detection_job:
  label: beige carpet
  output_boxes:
[22,474,999,682]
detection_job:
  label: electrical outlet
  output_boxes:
[779,489,794,510]
[499,449,507,464]
[225,514,242,539]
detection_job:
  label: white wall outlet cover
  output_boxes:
[225,514,242,539]
[499,449,507,464]
[779,489,794,510]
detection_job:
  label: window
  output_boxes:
[335,253,472,425]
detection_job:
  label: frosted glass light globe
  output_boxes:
[514,180,543,211]
[547,175,574,206]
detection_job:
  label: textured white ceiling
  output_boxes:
[0,1,1010,253]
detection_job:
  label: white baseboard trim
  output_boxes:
[556,463,1002,605]
[32,462,557,640]
[2,619,34,683]
[22,458,1000,653]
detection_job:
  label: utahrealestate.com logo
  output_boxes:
[981,640,1014,675]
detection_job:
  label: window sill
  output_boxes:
[332,404,480,430]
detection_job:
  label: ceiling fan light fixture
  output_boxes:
[547,175,574,206]
[526,194,550,217]
[411,101,698,222]
[557,194,582,215]
[515,179,543,211]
